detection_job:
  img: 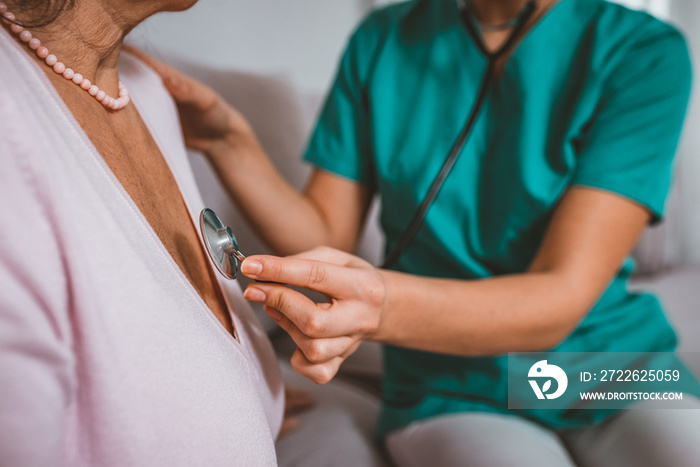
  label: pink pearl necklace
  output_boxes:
[0,2,130,110]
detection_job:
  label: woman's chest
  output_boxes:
[41,124,279,464]
[69,103,233,334]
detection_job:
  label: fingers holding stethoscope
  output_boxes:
[244,282,347,338]
[241,250,385,384]
[242,260,382,340]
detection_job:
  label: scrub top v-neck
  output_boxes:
[304,0,695,435]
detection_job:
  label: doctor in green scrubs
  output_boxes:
[138,0,700,464]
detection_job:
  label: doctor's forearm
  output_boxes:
[371,269,594,356]
[370,188,649,356]
[205,133,337,255]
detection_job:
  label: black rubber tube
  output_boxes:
[381,0,537,270]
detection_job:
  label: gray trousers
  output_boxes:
[385,397,700,467]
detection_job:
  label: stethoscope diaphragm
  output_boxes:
[199,208,246,280]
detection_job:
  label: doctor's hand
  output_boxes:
[123,46,259,159]
[241,247,386,384]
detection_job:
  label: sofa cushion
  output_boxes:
[276,361,386,467]
[630,267,700,352]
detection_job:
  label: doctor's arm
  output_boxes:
[126,47,371,256]
[240,186,649,383]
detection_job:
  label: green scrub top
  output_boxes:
[303,0,694,435]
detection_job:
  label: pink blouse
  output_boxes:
[0,29,283,466]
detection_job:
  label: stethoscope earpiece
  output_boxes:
[200,208,246,280]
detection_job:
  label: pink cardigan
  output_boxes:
[0,29,283,466]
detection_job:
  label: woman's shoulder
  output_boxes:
[344,1,415,63]
[356,0,417,33]
[351,0,450,48]
[592,1,688,63]
[117,50,191,171]
[341,0,436,87]
[595,0,677,31]
[0,31,57,187]
[118,50,180,121]
[585,1,691,92]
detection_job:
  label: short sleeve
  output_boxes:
[303,13,386,186]
[572,25,692,223]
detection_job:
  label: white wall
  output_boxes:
[129,0,681,94]
[666,0,700,265]
[129,0,375,95]
[614,0,671,18]
[128,0,674,95]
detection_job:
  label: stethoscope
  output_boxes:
[201,0,538,280]
[200,208,246,280]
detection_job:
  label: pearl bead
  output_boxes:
[2,3,129,111]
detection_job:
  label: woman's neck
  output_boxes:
[6,0,150,94]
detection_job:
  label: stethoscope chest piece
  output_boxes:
[199,208,246,280]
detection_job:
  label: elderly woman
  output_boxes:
[0,1,286,465]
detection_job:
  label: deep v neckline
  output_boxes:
[3,28,244,345]
[125,86,242,342]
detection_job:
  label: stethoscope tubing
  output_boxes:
[381,0,538,270]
